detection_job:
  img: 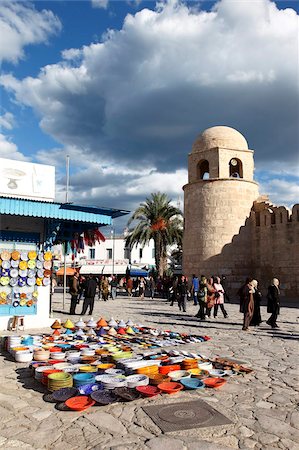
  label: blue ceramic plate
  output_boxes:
[78,383,102,395]
[180,378,205,390]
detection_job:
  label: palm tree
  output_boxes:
[125,192,183,277]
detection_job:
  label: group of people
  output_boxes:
[238,277,280,331]
[169,274,228,319]
[69,273,119,316]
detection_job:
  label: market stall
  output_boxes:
[0,158,129,330]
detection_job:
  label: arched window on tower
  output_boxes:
[197,159,210,180]
[229,158,243,178]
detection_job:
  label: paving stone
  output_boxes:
[239,425,254,437]
[146,436,185,450]
[31,410,52,421]
[86,411,127,435]
[279,437,299,449]
[257,432,279,445]
[187,440,234,450]
[2,439,35,450]
[256,400,275,409]
[290,410,299,429]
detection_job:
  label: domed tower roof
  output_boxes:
[192,126,248,153]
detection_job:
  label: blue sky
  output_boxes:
[0,0,298,229]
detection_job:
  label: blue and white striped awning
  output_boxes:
[0,197,128,224]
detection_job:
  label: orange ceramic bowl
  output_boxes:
[157,381,184,394]
[159,364,181,375]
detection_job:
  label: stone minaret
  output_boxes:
[183,126,259,278]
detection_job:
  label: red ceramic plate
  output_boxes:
[203,377,227,388]
[65,396,95,411]
[157,382,184,394]
[136,385,161,397]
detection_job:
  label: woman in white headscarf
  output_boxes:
[250,279,262,326]
[266,278,280,328]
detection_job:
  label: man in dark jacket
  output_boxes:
[266,278,280,328]
[69,271,79,315]
[81,275,97,315]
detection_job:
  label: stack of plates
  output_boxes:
[136,365,159,376]
[198,362,213,371]
[48,372,73,391]
[126,374,149,388]
[52,387,78,402]
[169,370,191,381]
[180,378,205,390]
[100,376,127,390]
[181,359,199,370]
[34,365,53,381]
[73,373,96,387]
[42,369,62,386]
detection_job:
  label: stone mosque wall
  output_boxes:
[183,126,299,300]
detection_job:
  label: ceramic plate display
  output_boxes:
[65,396,95,411]
[36,278,43,286]
[209,369,226,377]
[19,260,28,270]
[204,377,227,388]
[78,383,101,395]
[20,252,28,261]
[2,260,11,269]
[1,251,11,261]
[52,387,79,402]
[19,269,28,277]
[157,382,184,394]
[37,269,44,278]
[44,270,51,278]
[9,278,18,287]
[0,276,9,285]
[44,251,52,261]
[11,250,20,261]
[136,385,161,397]
[36,260,43,269]
[11,260,20,268]
[27,278,36,286]
[18,277,27,287]
[28,269,36,278]
[10,268,18,278]
[90,390,117,405]
[114,387,141,402]
[28,251,37,260]
[43,278,51,286]
[43,261,52,270]
[180,378,205,390]
[27,260,36,269]
[13,300,20,307]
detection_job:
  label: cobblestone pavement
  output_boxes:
[0,294,298,450]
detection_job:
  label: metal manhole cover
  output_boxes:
[143,400,232,433]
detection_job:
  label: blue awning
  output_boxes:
[0,197,129,224]
[130,268,149,277]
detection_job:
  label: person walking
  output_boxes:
[101,276,109,302]
[177,275,188,312]
[148,276,156,299]
[238,278,254,331]
[250,279,262,326]
[206,277,216,318]
[69,271,79,315]
[195,275,207,320]
[170,276,179,306]
[110,275,118,300]
[191,274,200,306]
[266,278,280,328]
[213,276,228,318]
[81,275,97,315]
[139,277,146,299]
[127,277,133,297]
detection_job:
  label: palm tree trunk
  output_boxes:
[154,235,161,276]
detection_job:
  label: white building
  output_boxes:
[55,235,156,276]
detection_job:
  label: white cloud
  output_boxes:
[91,0,109,9]
[0,112,15,130]
[0,134,29,161]
[259,178,299,207]
[1,0,298,209]
[0,0,61,63]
